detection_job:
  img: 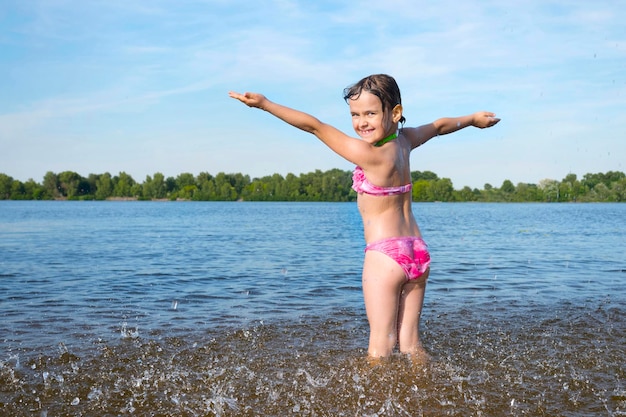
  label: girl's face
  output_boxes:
[348,91,398,144]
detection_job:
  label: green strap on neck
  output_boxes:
[374,132,397,147]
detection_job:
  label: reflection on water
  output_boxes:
[0,202,625,416]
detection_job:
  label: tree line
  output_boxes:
[0,169,624,202]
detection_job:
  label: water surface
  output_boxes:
[1,202,624,416]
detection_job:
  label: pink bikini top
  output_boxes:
[351,166,412,196]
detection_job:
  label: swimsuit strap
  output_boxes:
[374,132,397,147]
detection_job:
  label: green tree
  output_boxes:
[143,173,167,200]
[95,173,113,200]
[195,172,215,200]
[455,186,477,202]
[57,171,83,198]
[131,182,143,198]
[564,173,587,201]
[176,173,196,189]
[301,170,323,201]
[42,172,60,199]
[241,179,268,201]
[412,180,432,202]
[538,179,559,202]
[214,172,237,201]
[24,179,44,200]
[284,173,302,200]
[501,179,515,194]
[2,167,626,202]
[611,178,626,202]
[165,177,177,194]
[431,178,454,201]
[113,172,136,197]
[557,173,579,202]
[581,171,624,190]
[514,183,542,202]
[227,173,251,197]
[0,174,13,199]
[411,170,439,182]
[591,183,611,201]
[498,179,515,202]
[10,180,26,200]
[86,174,99,196]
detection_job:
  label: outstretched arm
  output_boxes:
[229,91,373,166]
[404,111,500,149]
[229,91,327,135]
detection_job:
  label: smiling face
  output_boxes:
[348,91,401,144]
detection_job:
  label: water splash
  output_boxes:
[120,322,139,339]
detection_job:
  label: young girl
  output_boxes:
[229,74,500,359]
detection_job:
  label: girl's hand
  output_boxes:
[472,111,501,128]
[228,91,268,109]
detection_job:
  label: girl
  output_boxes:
[229,74,500,358]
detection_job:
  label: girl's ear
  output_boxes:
[392,104,403,123]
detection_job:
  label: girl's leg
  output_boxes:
[362,250,406,358]
[397,269,429,355]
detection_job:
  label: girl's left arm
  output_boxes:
[404,111,500,149]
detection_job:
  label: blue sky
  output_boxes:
[1,0,624,189]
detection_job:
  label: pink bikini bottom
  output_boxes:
[365,236,431,281]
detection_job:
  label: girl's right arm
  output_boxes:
[229,91,328,135]
[229,91,376,166]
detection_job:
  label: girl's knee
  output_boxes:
[368,330,396,358]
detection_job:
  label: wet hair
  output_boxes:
[343,74,406,125]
